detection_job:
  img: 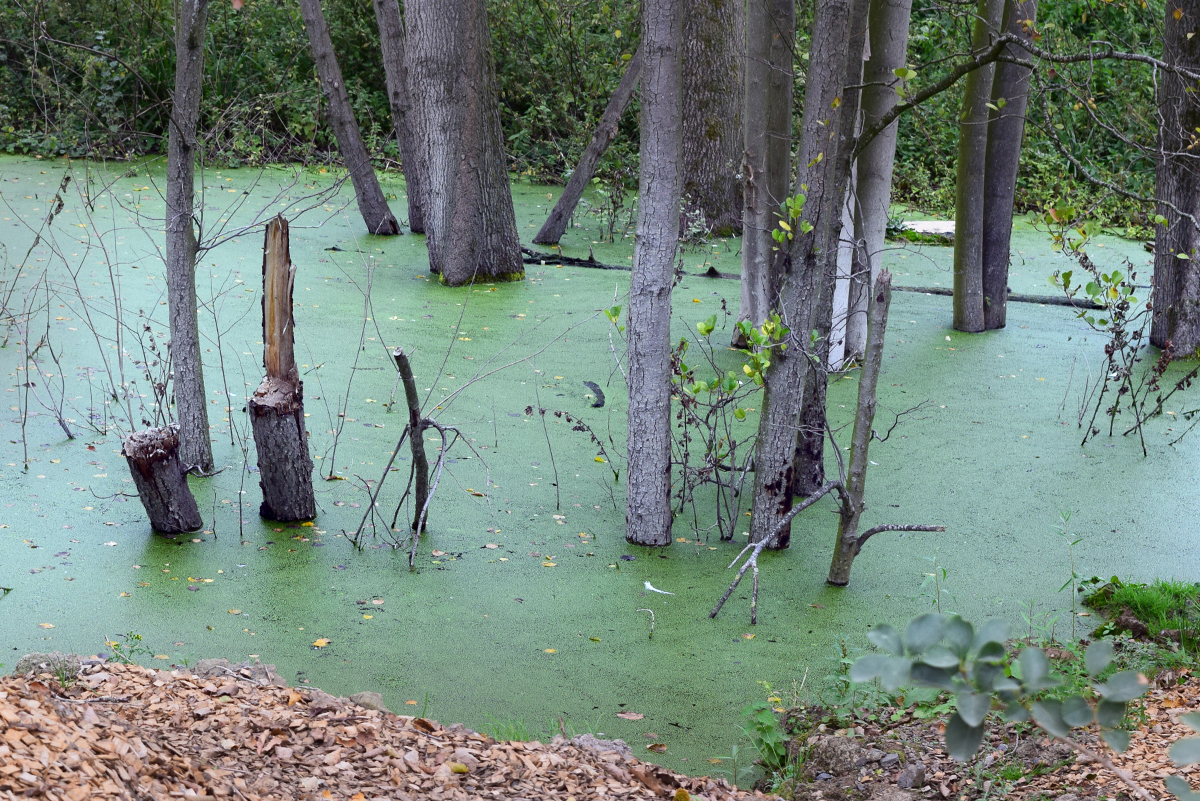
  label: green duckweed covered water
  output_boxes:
[0,155,1195,773]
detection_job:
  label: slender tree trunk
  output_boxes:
[748,0,868,549]
[406,0,524,285]
[249,217,316,522]
[392,347,429,532]
[373,0,426,233]
[166,0,213,473]
[736,0,794,347]
[828,271,891,585]
[981,0,1037,331]
[842,0,913,361]
[625,0,683,547]
[790,8,870,500]
[681,0,744,236]
[298,0,400,236]
[124,424,203,534]
[952,0,1004,333]
[533,49,643,245]
[1151,0,1200,355]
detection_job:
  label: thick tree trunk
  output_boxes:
[625,0,683,547]
[249,217,316,522]
[166,0,213,474]
[736,0,794,347]
[681,0,744,236]
[1151,0,1200,355]
[124,424,203,533]
[406,0,524,285]
[842,0,913,361]
[533,50,643,245]
[790,8,870,500]
[748,0,868,549]
[981,0,1037,331]
[373,0,426,233]
[952,0,1004,333]
[298,0,400,236]
[827,272,891,585]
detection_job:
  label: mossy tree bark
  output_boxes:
[748,0,869,549]
[298,0,400,236]
[736,0,794,347]
[981,0,1038,331]
[373,0,426,233]
[533,50,643,246]
[249,217,316,522]
[165,0,213,474]
[626,0,683,547]
[406,0,524,285]
[124,424,203,534]
[1151,0,1200,355]
[952,0,1005,333]
[681,0,744,236]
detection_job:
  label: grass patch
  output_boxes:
[1083,576,1200,650]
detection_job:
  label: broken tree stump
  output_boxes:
[249,216,317,522]
[123,423,203,533]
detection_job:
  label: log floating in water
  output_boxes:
[250,216,316,522]
[123,423,203,533]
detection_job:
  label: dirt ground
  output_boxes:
[0,655,771,800]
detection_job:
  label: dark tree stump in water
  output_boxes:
[251,216,316,522]
[250,378,315,521]
[123,424,203,533]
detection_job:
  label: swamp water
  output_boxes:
[0,154,1197,772]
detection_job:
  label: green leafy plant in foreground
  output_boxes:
[740,700,789,773]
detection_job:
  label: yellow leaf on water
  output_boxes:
[405,700,418,705]
[590,637,601,642]
[301,521,314,527]
[544,648,557,653]
[38,623,54,629]
[542,561,557,567]
[228,609,241,615]
[119,591,131,597]
[742,633,755,639]
[312,638,331,648]
[362,614,373,619]
[594,457,606,463]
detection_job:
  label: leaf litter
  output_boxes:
[0,659,772,800]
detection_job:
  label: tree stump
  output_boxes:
[123,423,203,533]
[250,216,317,522]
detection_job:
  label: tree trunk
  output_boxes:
[625,0,683,547]
[406,0,524,285]
[748,0,868,549]
[533,49,643,246]
[392,347,429,532]
[736,0,794,347]
[981,0,1037,331]
[827,271,891,585]
[373,0,426,233]
[952,0,1004,333]
[298,0,401,236]
[789,7,870,500]
[249,217,316,522]
[166,0,213,474]
[681,0,744,236]
[1151,0,1200,355]
[124,424,203,533]
[842,0,913,361]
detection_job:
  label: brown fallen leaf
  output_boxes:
[617,711,644,720]
[647,742,668,752]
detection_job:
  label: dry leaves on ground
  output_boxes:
[0,660,774,800]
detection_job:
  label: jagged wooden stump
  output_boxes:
[123,423,203,533]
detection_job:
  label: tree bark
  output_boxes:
[1151,0,1200,355]
[124,424,203,533]
[748,0,868,549]
[736,0,794,347]
[533,49,643,245]
[827,272,891,585]
[298,0,401,236]
[249,217,316,522]
[406,0,524,285]
[681,0,744,236]
[625,0,683,547]
[981,0,1037,331]
[842,0,913,361]
[952,0,1004,333]
[166,0,213,474]
[392,347,429,532]
[373,0,426,233]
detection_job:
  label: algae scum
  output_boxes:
[2,155,1199,771]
